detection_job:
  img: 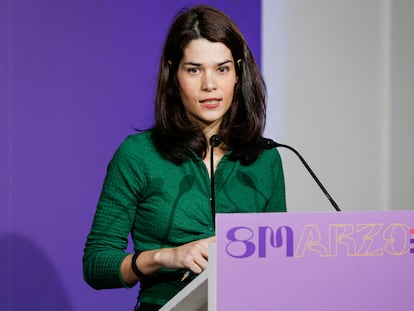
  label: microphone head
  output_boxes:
[209,135,222,147]
[256,137,279,149]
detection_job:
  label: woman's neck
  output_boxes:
[202,121,221,142]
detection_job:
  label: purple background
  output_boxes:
[216,211,414,310]
[0,1,261,310]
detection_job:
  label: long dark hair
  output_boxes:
[152,5,266,165]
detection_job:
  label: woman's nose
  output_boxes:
[201,71,217,91]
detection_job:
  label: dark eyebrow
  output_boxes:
[217,60,233,66]
[182,62,202,67]
[182,60,233,67]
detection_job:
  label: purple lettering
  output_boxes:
[226,226,255,258]
[258,226,294,257]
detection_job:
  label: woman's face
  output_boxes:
[177,38,237,131]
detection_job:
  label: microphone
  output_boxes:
[209,135,222,227]
[257,137,341,212]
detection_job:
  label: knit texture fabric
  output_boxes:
[83,131,286,306]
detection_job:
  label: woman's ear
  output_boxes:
[236,59,242,82]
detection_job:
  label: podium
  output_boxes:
[161,211,414,310]
[160,243,216,311]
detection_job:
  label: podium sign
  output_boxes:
[216,211,414,310]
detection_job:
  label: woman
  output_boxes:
[83,5,286,310]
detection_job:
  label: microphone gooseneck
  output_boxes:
[257,137,341,212]
[209,135,222,227]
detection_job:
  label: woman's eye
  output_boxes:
[218,66,229,73]
[187,67,199,74]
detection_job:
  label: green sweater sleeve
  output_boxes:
[83,136,144,289]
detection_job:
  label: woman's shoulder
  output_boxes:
[114,130,156,158]
[124,130,153,146]
[253,147,282,167]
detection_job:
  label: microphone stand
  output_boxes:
[209,135,222,227]
[258,137,341,212]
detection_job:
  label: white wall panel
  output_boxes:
[262,0,414,211]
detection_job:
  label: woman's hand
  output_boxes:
[121,236,216,284]
[155,236,216,274]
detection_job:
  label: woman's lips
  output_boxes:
[200,98,221,108]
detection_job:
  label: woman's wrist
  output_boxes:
[131,249,165,277]
[152,247,170,268]
[131,251,147,278]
